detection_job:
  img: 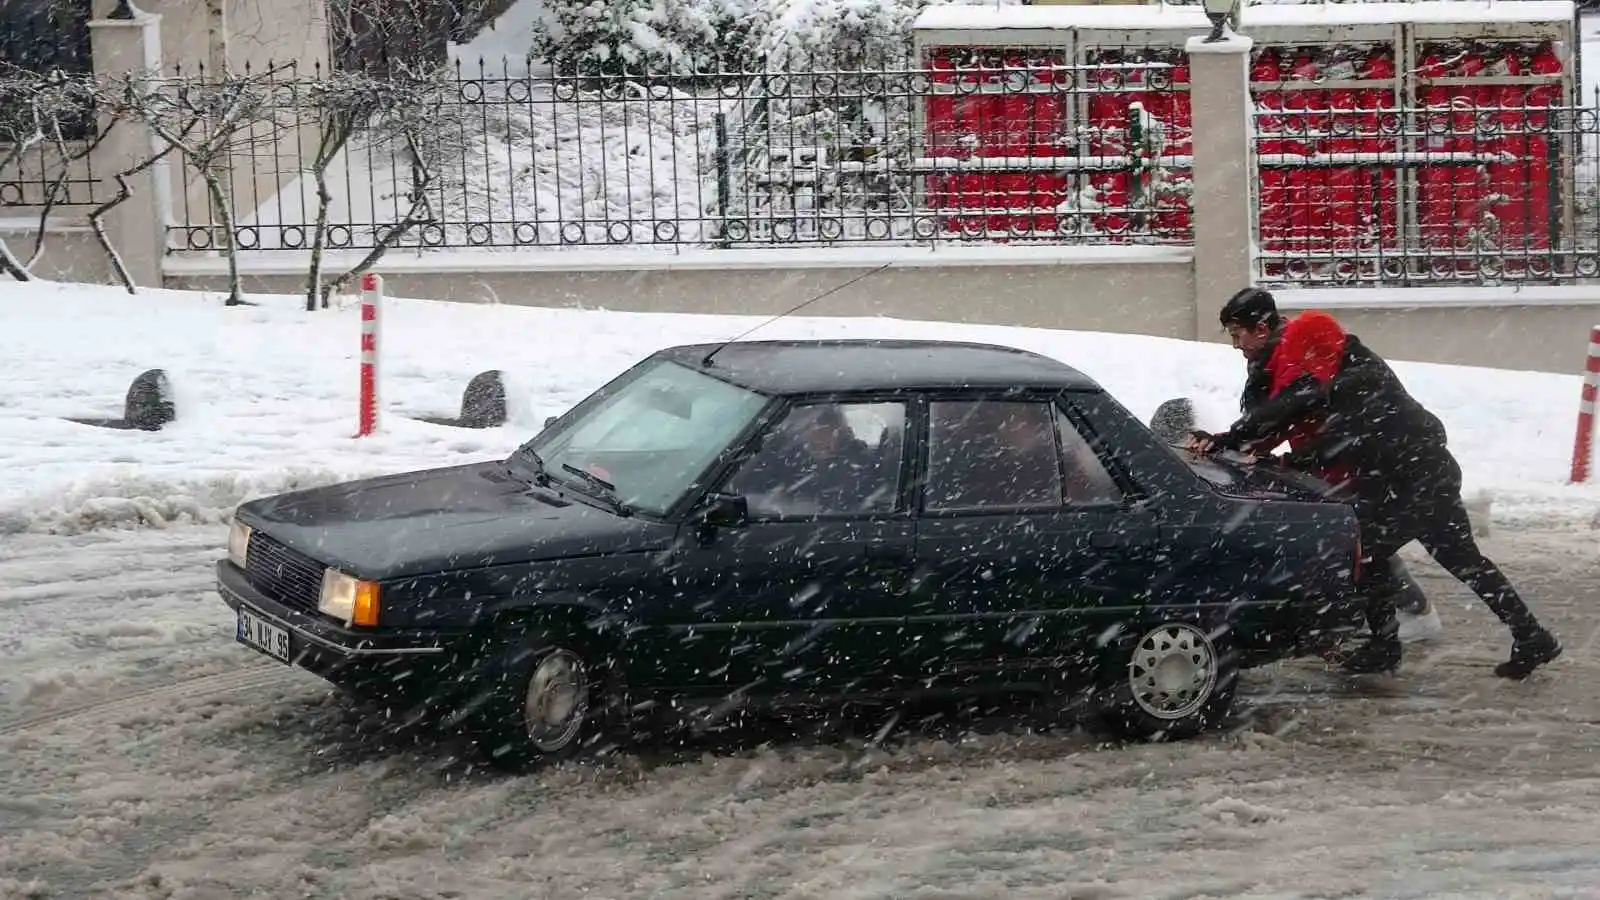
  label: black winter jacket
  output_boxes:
[1214,334,1455,503]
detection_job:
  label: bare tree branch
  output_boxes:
[28,106,114,269]
[123,62,298,305]
[298,64,449,310]
[86,139,189,294]
[319,126,437,308]
[0,63,96,281]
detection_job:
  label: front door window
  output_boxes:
[722,401,907,519]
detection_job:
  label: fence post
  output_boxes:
[1184,31,1259,342]
[357,272,382,438]
[88,9,166,288]
[714,112,730,248]
[1569,324,1600,483]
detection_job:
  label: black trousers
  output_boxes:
[1354,467,1540,640]
[1368,556,1429,616]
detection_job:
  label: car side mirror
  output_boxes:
[544,415,558,429]
[696,492,748,528]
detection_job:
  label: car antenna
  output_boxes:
[699,262,893,367]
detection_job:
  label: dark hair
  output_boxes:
[1219,287,1281,329]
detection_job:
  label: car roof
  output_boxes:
[653,339,1104,395]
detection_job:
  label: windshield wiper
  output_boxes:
[557,463,633,517]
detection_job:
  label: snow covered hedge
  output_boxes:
[532,0,1024,76]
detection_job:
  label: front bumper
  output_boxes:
[216,560,454,671]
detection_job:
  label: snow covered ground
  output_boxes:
[5,280,1600,897]
[2,279,1598,534]
[2,523,1598,899]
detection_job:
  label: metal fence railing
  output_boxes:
[0,65,101,208]
[153,48,1195,253]
[1248,40,1594,286]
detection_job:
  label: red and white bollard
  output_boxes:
[1569,324,1600,483]
[357,272,382,438]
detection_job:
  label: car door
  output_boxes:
[910,393,1170,691]
[651,397,919,704]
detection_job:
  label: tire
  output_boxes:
[470,626,606,768]
[1101,620,1238,742]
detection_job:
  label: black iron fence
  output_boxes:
[158,48,1195,253]
[0,64,100,208]
[1247,40,1595,285]
[23,38,1600,290]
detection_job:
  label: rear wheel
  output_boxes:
[1102,620,1237,742]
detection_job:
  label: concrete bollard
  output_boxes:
[415,369,508,429]
[66,368,177,431]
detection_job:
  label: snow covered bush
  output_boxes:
[533,0,724,76]
[528,0,1026,77]
[749,0,1022,70]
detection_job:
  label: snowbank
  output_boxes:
[1,279,1597,534]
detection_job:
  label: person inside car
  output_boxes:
[729,403,891,515]
[1194,309,1561,680]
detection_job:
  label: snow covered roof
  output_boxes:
[912,1,1577,34]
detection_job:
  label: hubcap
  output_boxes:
[1128,623,1218,720]
[523,648,589,752]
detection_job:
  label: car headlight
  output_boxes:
[227,519,253,568]
[319,568,381,627]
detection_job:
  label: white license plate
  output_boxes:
[237,605,292,664]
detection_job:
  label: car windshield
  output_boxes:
[512,358,770,516]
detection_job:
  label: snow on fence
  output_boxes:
[156,48,1196,254]
[17,33,1600,287]
[1248,38,1599,286]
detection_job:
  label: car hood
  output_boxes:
[1183,452,1346,503]
[235,461,676,580]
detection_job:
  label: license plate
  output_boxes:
[237,605,292,664]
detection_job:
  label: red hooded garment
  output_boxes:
[1263,310,1354,485]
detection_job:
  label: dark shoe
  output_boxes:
[1339,634,1403,675]
[1494,628,1562,680]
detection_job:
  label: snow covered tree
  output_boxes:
[298,66,449,311]
[119,63,299,305]
[533,0,723,77]
[0,63,103,282]
[755,0,1023,70]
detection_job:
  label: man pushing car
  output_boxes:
[1189,297,1562,680]
[1209,287,1442,646]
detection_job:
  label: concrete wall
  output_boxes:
[154,249,1600,375]
[1275,287,1600,375]
[0,219,115,284]
[90,0,329,74]
[161,247,1202,337]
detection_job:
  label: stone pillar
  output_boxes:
[1185,31,1258,343]
[88,10,165,290]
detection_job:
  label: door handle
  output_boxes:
[1090,532,1121,549]
[865,544,912,562]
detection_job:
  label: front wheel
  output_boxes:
[1102,620,1237,742]
[471,629,606,768]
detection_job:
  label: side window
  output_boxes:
[1054,405,1124,505]
[925,400,1062,511]
[722,401,906,519]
